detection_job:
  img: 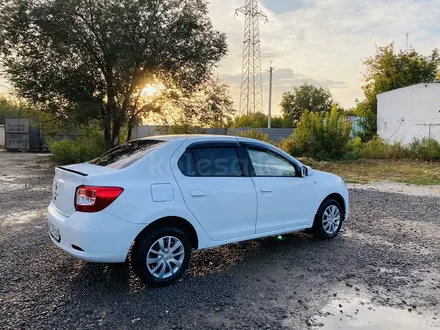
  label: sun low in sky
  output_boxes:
[141,84,161,98]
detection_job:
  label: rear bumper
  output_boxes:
[48,233,127,262]
[47,202,145,263]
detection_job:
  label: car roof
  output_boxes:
[137,134,277,147]
[139,134,239,142]
[136,134,303,167]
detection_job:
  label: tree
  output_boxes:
[358,43,440,140]
[0,0,227,148]
[0,96,26,124]
[232,112,268,128]
[0,95,78,135]
[270,116,291,128]
[178,78,236,128]
[154,78,236,131]
[231,112,289,128]
[280,83,334,127]
[281,105,352,160]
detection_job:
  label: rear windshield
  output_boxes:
[90,140,166,169]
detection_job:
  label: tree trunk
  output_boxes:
[126,115,136,141]
[103,119,112,150]
[111,108,126,148]
[105,69,119,149]
[111,122,121,148]
[126,124,133,142]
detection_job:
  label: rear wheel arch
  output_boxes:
[133,216,199,250]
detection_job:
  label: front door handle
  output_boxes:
[191,191,206,197]
[260,188,272,193]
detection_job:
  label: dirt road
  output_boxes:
[1,151,439,329]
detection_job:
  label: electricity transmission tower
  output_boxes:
[235,0,268,115]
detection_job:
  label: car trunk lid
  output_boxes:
[52,163,117,216]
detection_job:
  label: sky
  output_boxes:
[1,0,439,116]
[208,0,440,115]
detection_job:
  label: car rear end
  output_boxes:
[47,139,170,262]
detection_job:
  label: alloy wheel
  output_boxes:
[322,205,341,235]
[146,236,185,279]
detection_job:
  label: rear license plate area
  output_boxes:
[49,222,61,242]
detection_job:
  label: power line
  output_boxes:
[386,117,405,140]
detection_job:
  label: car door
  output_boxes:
[244,144,315,234]
[171,141,257,242]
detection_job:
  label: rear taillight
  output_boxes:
[75,186,124,213]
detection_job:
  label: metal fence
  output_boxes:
[4,118,46,151]
[344,116,364,135]
[1,115,363,151]
[135,125,294,143]
[227,128,294,142]
[135,117,363,143]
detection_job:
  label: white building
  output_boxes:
[377,83,440,144]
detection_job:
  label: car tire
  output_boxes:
[311,199,344,239]
[131,227,191,287]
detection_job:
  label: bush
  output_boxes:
[359,137,409,160]
[238,128,270,142]
[346,136,364,159]
[350,137,440,162]
[281,106,352,160]
[49,131,106,165]
[408,138,440,162]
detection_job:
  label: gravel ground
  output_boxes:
[1,151,439,329]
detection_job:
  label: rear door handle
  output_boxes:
[260,188,272,193]
[191,191,206,197]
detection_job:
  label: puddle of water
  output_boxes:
[312,295,438,330]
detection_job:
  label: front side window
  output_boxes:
[248,148,297,177]
[90,140,166,169]
[189,147,242,177]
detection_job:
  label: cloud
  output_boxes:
[208,0,440,115]
[220,68,348,113]
[2,0,439,117]
[260,0,314,13]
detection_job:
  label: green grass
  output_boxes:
[300,158,440,186]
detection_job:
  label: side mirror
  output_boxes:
[301,165,313,177]
[301,166,308,177]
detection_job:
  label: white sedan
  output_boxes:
[48,135,349,286]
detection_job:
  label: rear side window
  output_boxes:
[90,140,166,169]
[178,151,197,176]
[178,147,242,177]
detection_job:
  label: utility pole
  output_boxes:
[405,33,409,54]
[267,61,274,128]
